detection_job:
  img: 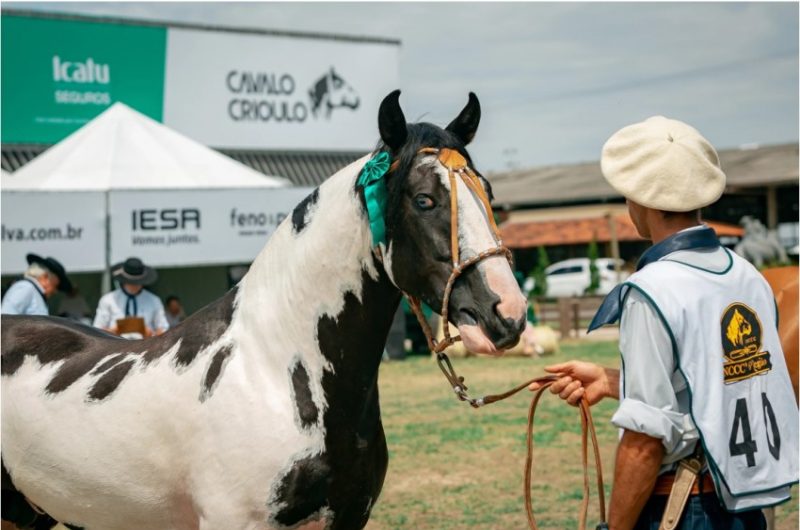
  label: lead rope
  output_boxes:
[400,147,607,530]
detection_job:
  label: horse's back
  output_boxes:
[762,266,799,402]
[1,314,122,377]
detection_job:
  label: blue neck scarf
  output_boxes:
[588,226,721,332]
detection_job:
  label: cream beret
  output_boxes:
[600,116,726,212]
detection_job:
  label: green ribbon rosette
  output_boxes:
[357,151,391,247]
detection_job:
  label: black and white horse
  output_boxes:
[1,91,526,530]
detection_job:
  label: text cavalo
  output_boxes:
[226,70,308,123]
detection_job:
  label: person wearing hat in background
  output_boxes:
[164,295,186,328]
[93,257,169,338]
[1,254,72,316]
[530,117,798,530]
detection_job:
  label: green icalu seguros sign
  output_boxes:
[1,15,167,144]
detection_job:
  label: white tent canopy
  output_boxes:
[4,103,287,191]
[2,103,310,275]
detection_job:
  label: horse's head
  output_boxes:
[366,90,526,355]
[327,68,359,110]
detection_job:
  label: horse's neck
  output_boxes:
[232,156,400,395]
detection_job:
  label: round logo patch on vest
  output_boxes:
[720,302,771,384]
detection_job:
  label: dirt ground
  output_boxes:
[366,341,798,529]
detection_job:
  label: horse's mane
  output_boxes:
[372,122,491,227]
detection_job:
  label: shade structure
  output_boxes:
[500,213,744,249]
[2,103,309,275]
[3,103,288,191]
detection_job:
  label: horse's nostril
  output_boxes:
[493,301,524,323]
[504,315,525,338]
[492,301,503,319]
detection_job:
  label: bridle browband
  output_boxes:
[375,146,606,530]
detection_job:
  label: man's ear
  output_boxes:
[378,90,407,152]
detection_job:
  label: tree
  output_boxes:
[585,235,600,295]
[530,246,550,298]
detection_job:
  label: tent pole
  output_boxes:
[101,190,111,294]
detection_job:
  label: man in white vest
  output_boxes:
[530,116,798,530]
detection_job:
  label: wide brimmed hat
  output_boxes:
[111,257,158,286]
[601,116,726,212]
[26,253,72,293]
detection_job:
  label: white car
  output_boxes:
[543,258,629,298]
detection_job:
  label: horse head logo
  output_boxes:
[726,308,753,348]
[308,67,360,119]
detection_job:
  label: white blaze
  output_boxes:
[434,158,526,353]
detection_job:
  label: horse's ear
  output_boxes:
[378,90,407,152]
[446,92,481,145]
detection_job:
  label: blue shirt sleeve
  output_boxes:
[1,281,47,316]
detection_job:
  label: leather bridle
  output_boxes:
[379,146,607,530]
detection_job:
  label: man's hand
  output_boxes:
[528,361,619,406]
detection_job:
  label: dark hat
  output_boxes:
[26,253,72,293]
[111,257,158,286]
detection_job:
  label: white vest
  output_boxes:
[626,250,798,511]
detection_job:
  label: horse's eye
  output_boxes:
[414,194,436,211]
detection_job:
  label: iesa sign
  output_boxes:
[163,28,399,151]
[130,208,202,247]
[111,189,312,267]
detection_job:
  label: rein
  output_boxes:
[380,147,607,530]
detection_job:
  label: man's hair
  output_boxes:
[660,209,701,221]
[24,263,54,281]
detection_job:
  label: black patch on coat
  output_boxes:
[88,359,135,401]
[272,454,331,527]
[271,267,398,529]
[91,353,129,375]
[1,286,238,400]
[290,359,318,428]
[1,317,120,376]
[200,344,233,401]
[292,188,319,234]
[169,288,237,367]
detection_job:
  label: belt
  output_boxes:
[653,472,715,496]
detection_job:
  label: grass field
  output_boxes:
[366,341,798,529]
